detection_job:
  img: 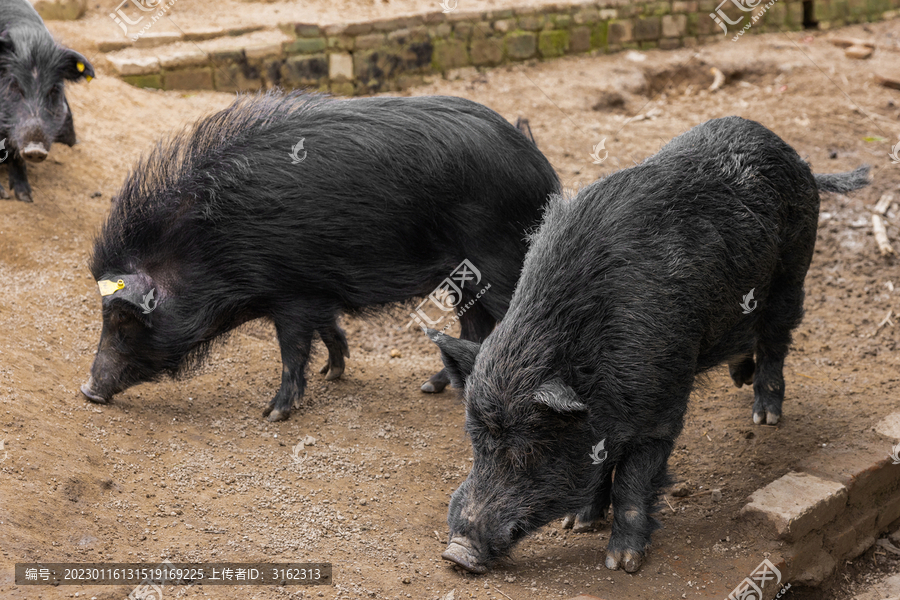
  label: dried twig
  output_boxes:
[709,67,725,92]
[874,193,894,215]
[494,587,514,600]
[664,495,676,513]
[876,538,900,556]
[875,309,895,336]
[872,214,895,256]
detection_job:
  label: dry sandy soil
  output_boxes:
[1,13,900,600]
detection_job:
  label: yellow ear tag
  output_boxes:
[77,62,85,72]
[86,75,93,82]
[98,279,125,296]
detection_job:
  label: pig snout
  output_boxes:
[80,375,110,404]
[442,537,488,574]
[21,142,49,162]
[17,120,52,162]
[80,348,127,404]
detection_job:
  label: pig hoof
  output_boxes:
[563,513,603,532]
[442,539,488,574]
[753,411,764,425]
[319,363,329,375]
[264,408,290,422]
[605,549,643,572]
[422,371,450,394]
[766,410,780,425]
[324,364,344,381]
[622,550,643,573]
[15,190,33,203]
[421,380,448,393]
[573,515,604,533]
[0,186,9,200]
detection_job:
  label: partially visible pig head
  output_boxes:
[428,330,600,574]
[0,28,94,162]
[81,273,172,404]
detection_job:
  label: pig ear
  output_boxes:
[425,329,480,390]
[60,49,95,82]
[100,274,159,327]
[534,379,587,414]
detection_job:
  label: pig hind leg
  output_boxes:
[605,438,673,573]
[751,278,804,426]
[317,320,350,381]
[421,300,495,393]
[728,348,755,388]
[562,470,612,533]
[264,311,319,422]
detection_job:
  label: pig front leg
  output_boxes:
[264,313,315,422]
[317,320,349,381]
[423,301,495,393]
[7,153,34,203]
[56,98,78,147]
[562,470,612,532]
[605,438,674,573]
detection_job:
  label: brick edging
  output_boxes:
[108,0,900,93]
[739,412,900,595]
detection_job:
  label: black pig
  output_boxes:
[81,91,560,421]
[0,0,94,202]
[430,116,869,574]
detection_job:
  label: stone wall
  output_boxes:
[110,0,900,93]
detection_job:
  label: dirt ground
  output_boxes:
[2,14,900,600]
